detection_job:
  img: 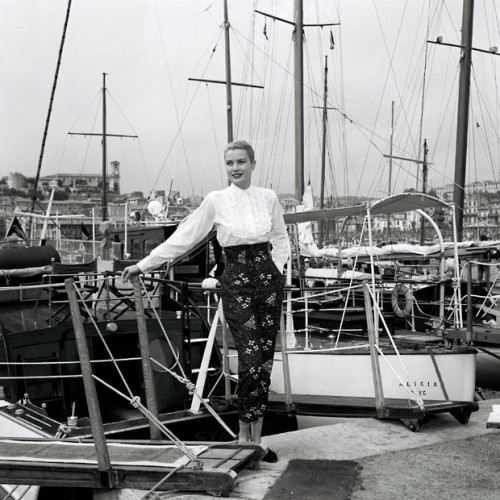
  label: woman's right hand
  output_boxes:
[121,264,141,282]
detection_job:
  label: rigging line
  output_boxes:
[231,13,266,139]
[231,23,337,110]
[109,2,217,76]
[205,83,225,187]
[106,91,151,193]
[153,0,194,198]
[469,103,480,188]
[233,18,391,162]
[437,102,458,189]
[430,55,460,141]
[480,0,494,48]
[366,0,422,188]
[391,8,442,181]
[245,2,259,144]
[105,91,139,137]
[229,22,266,88]
[417,2,433,170]
[72,283,134,399]
[440,0,461,45]
[335,2,349,199]
[256,25,291,190]
[254,13,280,188]
[303,36,325,179]
[471,67,500,143]
[471,74,499,183]
[56,133,70,176]
[326,134,337,200]
[303,41,318,186]
[67,89,102,133]
[246,1,260,144]
[148,28,225,197]
[77,94,102,176]
[269,52,294,193]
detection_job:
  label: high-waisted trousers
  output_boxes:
[220,242,285,422]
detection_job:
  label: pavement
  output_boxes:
[116,397,500,499]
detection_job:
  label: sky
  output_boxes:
[1,1,499,204]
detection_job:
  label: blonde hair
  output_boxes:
[224,140,255,163]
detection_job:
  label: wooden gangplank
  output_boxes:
[0,438,262,496]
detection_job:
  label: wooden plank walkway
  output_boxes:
[0,438,262,496]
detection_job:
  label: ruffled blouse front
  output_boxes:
[137,184,290,274]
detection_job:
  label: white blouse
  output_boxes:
[137,184,291,274]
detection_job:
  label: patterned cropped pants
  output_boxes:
[220,242,285,422]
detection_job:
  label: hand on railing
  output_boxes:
[121,264,141,283]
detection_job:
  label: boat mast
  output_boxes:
[318,55,333,247]
[102,73,108,221]
[223,0,233,143]
[255,5,338,202]
[29,0,73,242]
[420,139,429,245]
[386,101,394,243]
[294,0,304,201]
[319,56,328,212]
[189,1,263,163]
[453,0,474,241]
[69,75,138,222]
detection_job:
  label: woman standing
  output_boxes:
[122,140,290,459]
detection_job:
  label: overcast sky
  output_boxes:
[1,1,499,203]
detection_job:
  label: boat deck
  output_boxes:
[0,438,262,496]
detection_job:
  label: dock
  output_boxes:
[121,396,499,499]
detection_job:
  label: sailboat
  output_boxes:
[176,2,478,433]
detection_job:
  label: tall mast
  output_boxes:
[318,56,329,247]
[189,2,263,154]
[453,0,474,241]
[69,75,138,222]
[420,139,429,245]
[255,5,338,201]
[102,73,108,221]
[29,0,72,242]
[294,0,304,201]
[319,56,328,211]
[223,0,234,143]
[386,101,394,243]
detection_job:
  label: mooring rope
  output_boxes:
[92,374,201,466]
[72,277,236,443]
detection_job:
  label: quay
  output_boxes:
[119,396,500,499]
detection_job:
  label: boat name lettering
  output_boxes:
[399,381,439,388]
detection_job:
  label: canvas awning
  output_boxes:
[283,192,450,224]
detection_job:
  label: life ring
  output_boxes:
[391,283,413,318]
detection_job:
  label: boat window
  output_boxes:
[144,238,160,256]
[131,239,141,259]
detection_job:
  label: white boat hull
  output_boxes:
[227,348,476,403]
[0,401,43,500]
[269,349,476,402]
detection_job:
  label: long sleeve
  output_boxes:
[137,195,216,273]
[269,194,291,273]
